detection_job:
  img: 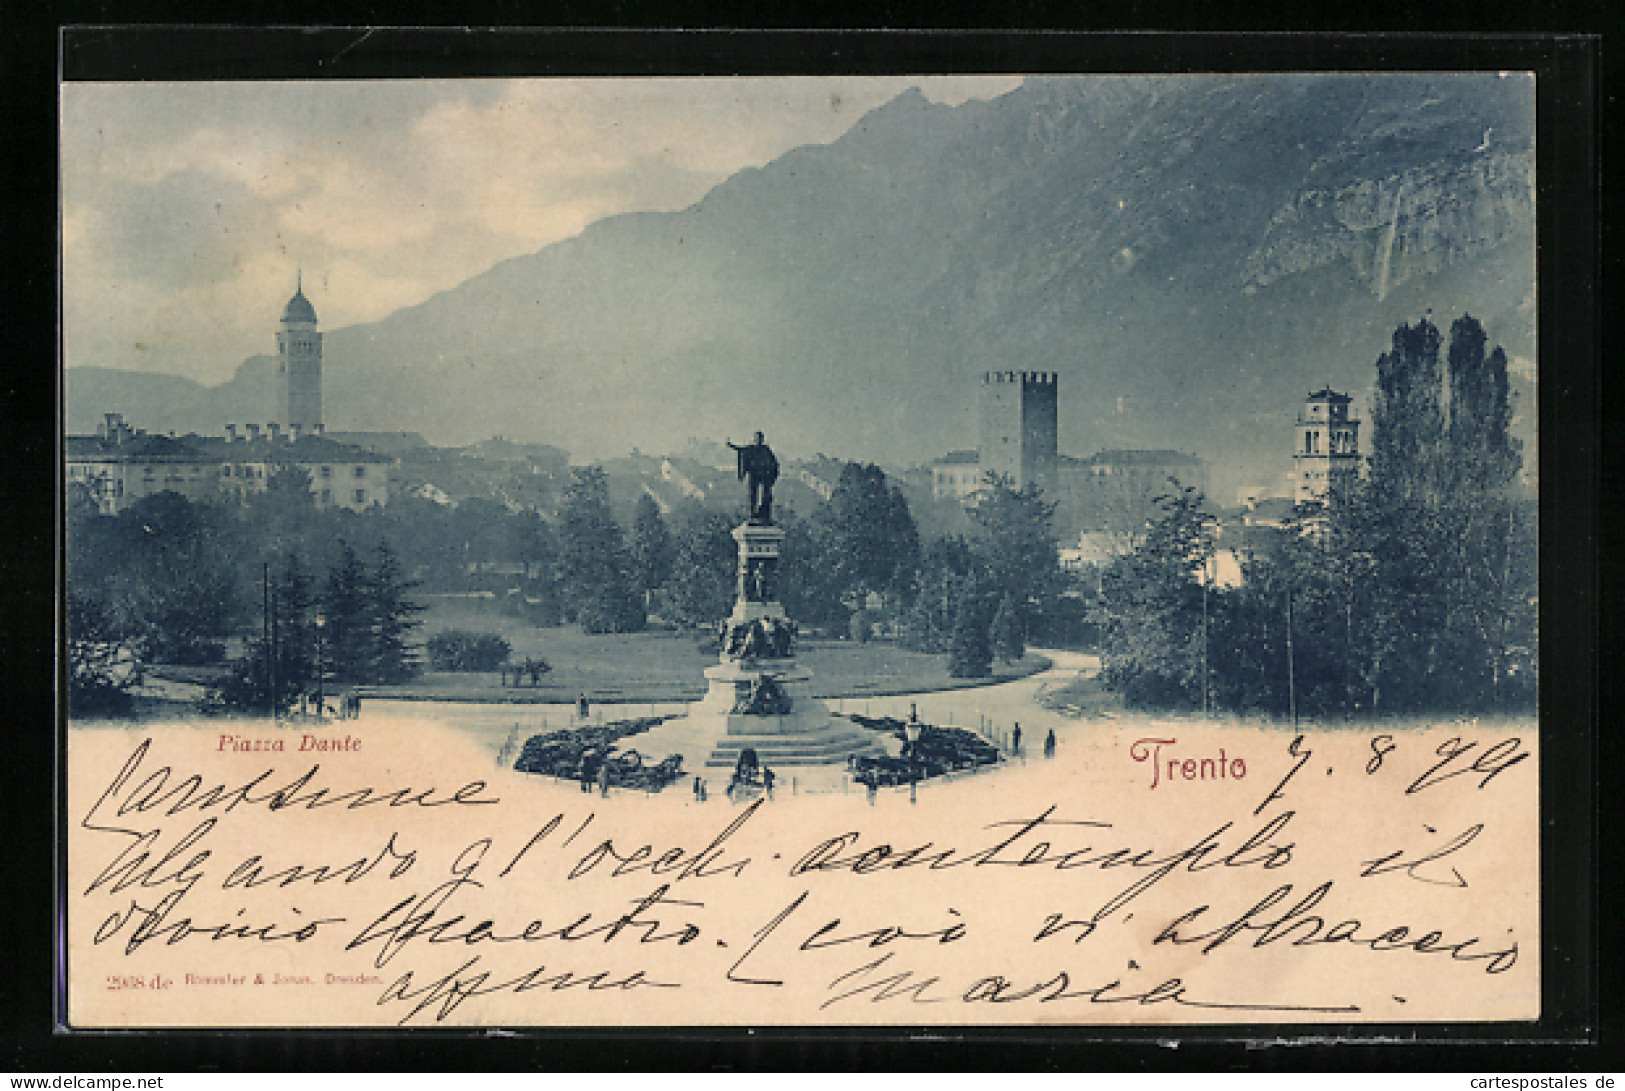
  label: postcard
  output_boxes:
[62,71,1540,1028]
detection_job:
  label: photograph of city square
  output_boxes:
[59,73,1542,1027]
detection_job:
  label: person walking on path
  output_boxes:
[1044,728,1056,759]
[1011,723,1022,756]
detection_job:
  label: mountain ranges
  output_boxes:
[66,74,1536,502]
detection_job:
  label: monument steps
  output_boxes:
[704,723,886,768]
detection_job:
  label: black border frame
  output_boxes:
[6,21,1613,1072]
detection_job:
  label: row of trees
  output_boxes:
[1096,315,1536,716]
[206,543,423,714]
[66,440,1074,710]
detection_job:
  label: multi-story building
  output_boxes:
[929,449,985,502]
[66,414,222,514]
[212,425,390,511]
[1055,449,1209,535]
[66,280,392,515]
[67,414,390,515]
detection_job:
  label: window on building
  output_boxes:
[354,489,367,505]
[354,465,366,478]
[320,489,332,505]
[320,465,332,479]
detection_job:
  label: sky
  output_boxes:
[60,76,1025,385]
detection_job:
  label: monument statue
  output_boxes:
[728,431,779,525]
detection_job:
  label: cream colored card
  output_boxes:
[67,705,1536,1026]
[62,73,1539,1028]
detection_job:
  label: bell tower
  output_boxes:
[1294,387,1361,502]
[276,272,323,433]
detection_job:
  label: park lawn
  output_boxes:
[367,593,1047,703]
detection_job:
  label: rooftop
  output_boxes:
[1306,387,1352,403]
[1086,449,1204,467]
[931,450,981,466]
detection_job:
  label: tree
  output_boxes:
[947,584,993,679]
[426,630,512,672]
[244,465,317,554]
[903,537,984,654]
[629,493,675,599]
[367,541,424,683]
[1188,314,1533,719]
[106,492,237,665]
[1097,483,1216,709]
[321,541,372,683]
[66,592,135,716]
[1335,314,1530,712]
[990,592,1024,662]
[819,463,921,608]
[777,507,845,629]
[969,474,1063,639]
[510,510,554,580]
[556,467,645,633]
[208,553,316,715]
[666,505,736,627]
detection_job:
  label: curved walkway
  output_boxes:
[365,648,1104,794]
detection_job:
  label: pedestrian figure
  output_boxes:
[1044,728,1056,759]
[1011,723,1022,755]
[866,777,878,806]
[578,693,590,719]
[763,766,776,801]
[598,761,610,798]
[693,775,703,801]
[909,703,917,723]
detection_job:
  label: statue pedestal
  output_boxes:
[687,657,882,768]
[678,517,883,769]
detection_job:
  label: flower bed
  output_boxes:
[847,714,1001,786]
[512,716,685,792]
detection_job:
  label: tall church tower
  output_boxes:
[276,272,323,433]
[1294,387,1361,503]
[979,370,1058,490]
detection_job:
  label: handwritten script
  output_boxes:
[66,721,1537,1026]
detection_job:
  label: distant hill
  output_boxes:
[67,74,1535,499]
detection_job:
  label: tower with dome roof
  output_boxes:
[276,272,323,434]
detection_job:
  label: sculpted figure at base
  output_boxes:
[718,616,797,661]
[730,675,793,716]
[728,431,779,525]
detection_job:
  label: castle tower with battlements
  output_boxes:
[979,370,1058,490]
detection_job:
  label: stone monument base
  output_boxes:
[685,658,884,768]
